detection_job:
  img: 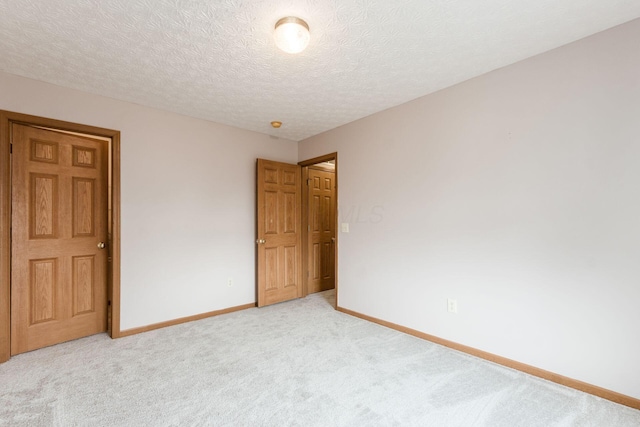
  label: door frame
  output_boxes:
[299,153,338,307]
[0,110,122,362]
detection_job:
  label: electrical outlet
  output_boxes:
[447,298,458,314]
[227,278,233,287]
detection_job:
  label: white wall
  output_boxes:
[300,19,640,399]
[0,72,298,330]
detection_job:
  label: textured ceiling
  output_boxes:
[1,1,639,141]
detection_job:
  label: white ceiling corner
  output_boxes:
[0,0,639,141]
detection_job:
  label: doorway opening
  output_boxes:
[0,111,121,362]
[255,153,338,309]
[299,153,338,305]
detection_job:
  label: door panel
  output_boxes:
[29,258,57,324]
[256,159,302,306]
[11,124,107,355]
[308,167,336,293]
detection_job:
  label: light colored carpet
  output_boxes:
[1,290,638,426]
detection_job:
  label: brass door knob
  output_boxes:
[97,242,106,249]
[256,239,266,244]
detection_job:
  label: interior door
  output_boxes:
[11,123,108,355]
[308,167,336,293]
[256,159,302,307]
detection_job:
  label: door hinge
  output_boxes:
[307,178,311,185]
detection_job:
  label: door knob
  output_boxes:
[256,239,266,244]
[331,237,336,243]
[97,242,106,249]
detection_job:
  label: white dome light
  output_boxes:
[274,17,310,54]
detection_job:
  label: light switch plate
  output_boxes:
[447,299,458,313]
[341,223,350,233]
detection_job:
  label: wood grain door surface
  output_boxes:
[256,159,302,307]
[308,167,336,293]
[11,123,108,355]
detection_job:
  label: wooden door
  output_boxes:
[256,159,302,307]
[11,123,108,355]
[308,167,336,293]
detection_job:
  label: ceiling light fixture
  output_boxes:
[271,121,282,128]
[274,17,310,54]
